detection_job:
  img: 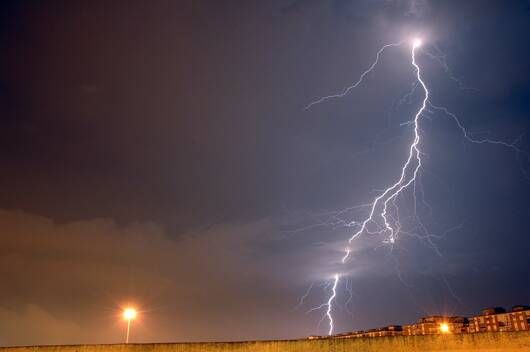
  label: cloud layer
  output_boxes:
[0,210,299,345]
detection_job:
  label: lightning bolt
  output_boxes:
[326,274,339,335]
[342,39,428,259]
[305,39,427,335]
[303,37,529,336]
[304,274,339,335]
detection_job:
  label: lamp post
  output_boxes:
[122,308,137,343]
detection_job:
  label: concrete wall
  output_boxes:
[2,332,530,352]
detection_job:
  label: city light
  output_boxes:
[440,323,450,333]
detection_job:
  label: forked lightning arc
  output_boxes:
[303,37,528,335]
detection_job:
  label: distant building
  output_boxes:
[327,304,529,339]
[482,307,506,315]
[468,306,530,333]
[403,316,467,335]
[364,325,403,337]
[334,325,403,339]
[513,305,530,312]
[307,335,323,340]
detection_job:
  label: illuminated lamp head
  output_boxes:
[122,307,137,321]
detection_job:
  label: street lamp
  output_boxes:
[440,323,450,334]
[122,307,137,343]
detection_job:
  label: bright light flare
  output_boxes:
[122,307,137,321]
[413,38,422,48]
[440,323,450,333]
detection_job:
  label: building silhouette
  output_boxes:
[321,305,530,339]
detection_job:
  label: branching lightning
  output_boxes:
[304,41,403,110]
[293,282,315,311]
[334,39,426,334]
[304,39,426,335]
[341,39,427,259]
[302,36,529,336]
[426,103,530,179]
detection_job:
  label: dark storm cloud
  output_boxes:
[0,0,529,345]
[0,208,489,346]
[0,210,297,345]
[0,208,415,345]
[331,0,428,20]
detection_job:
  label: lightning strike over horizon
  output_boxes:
[303,35,529,336]
[304,38,428,335]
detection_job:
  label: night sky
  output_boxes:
[1,0,529,346]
